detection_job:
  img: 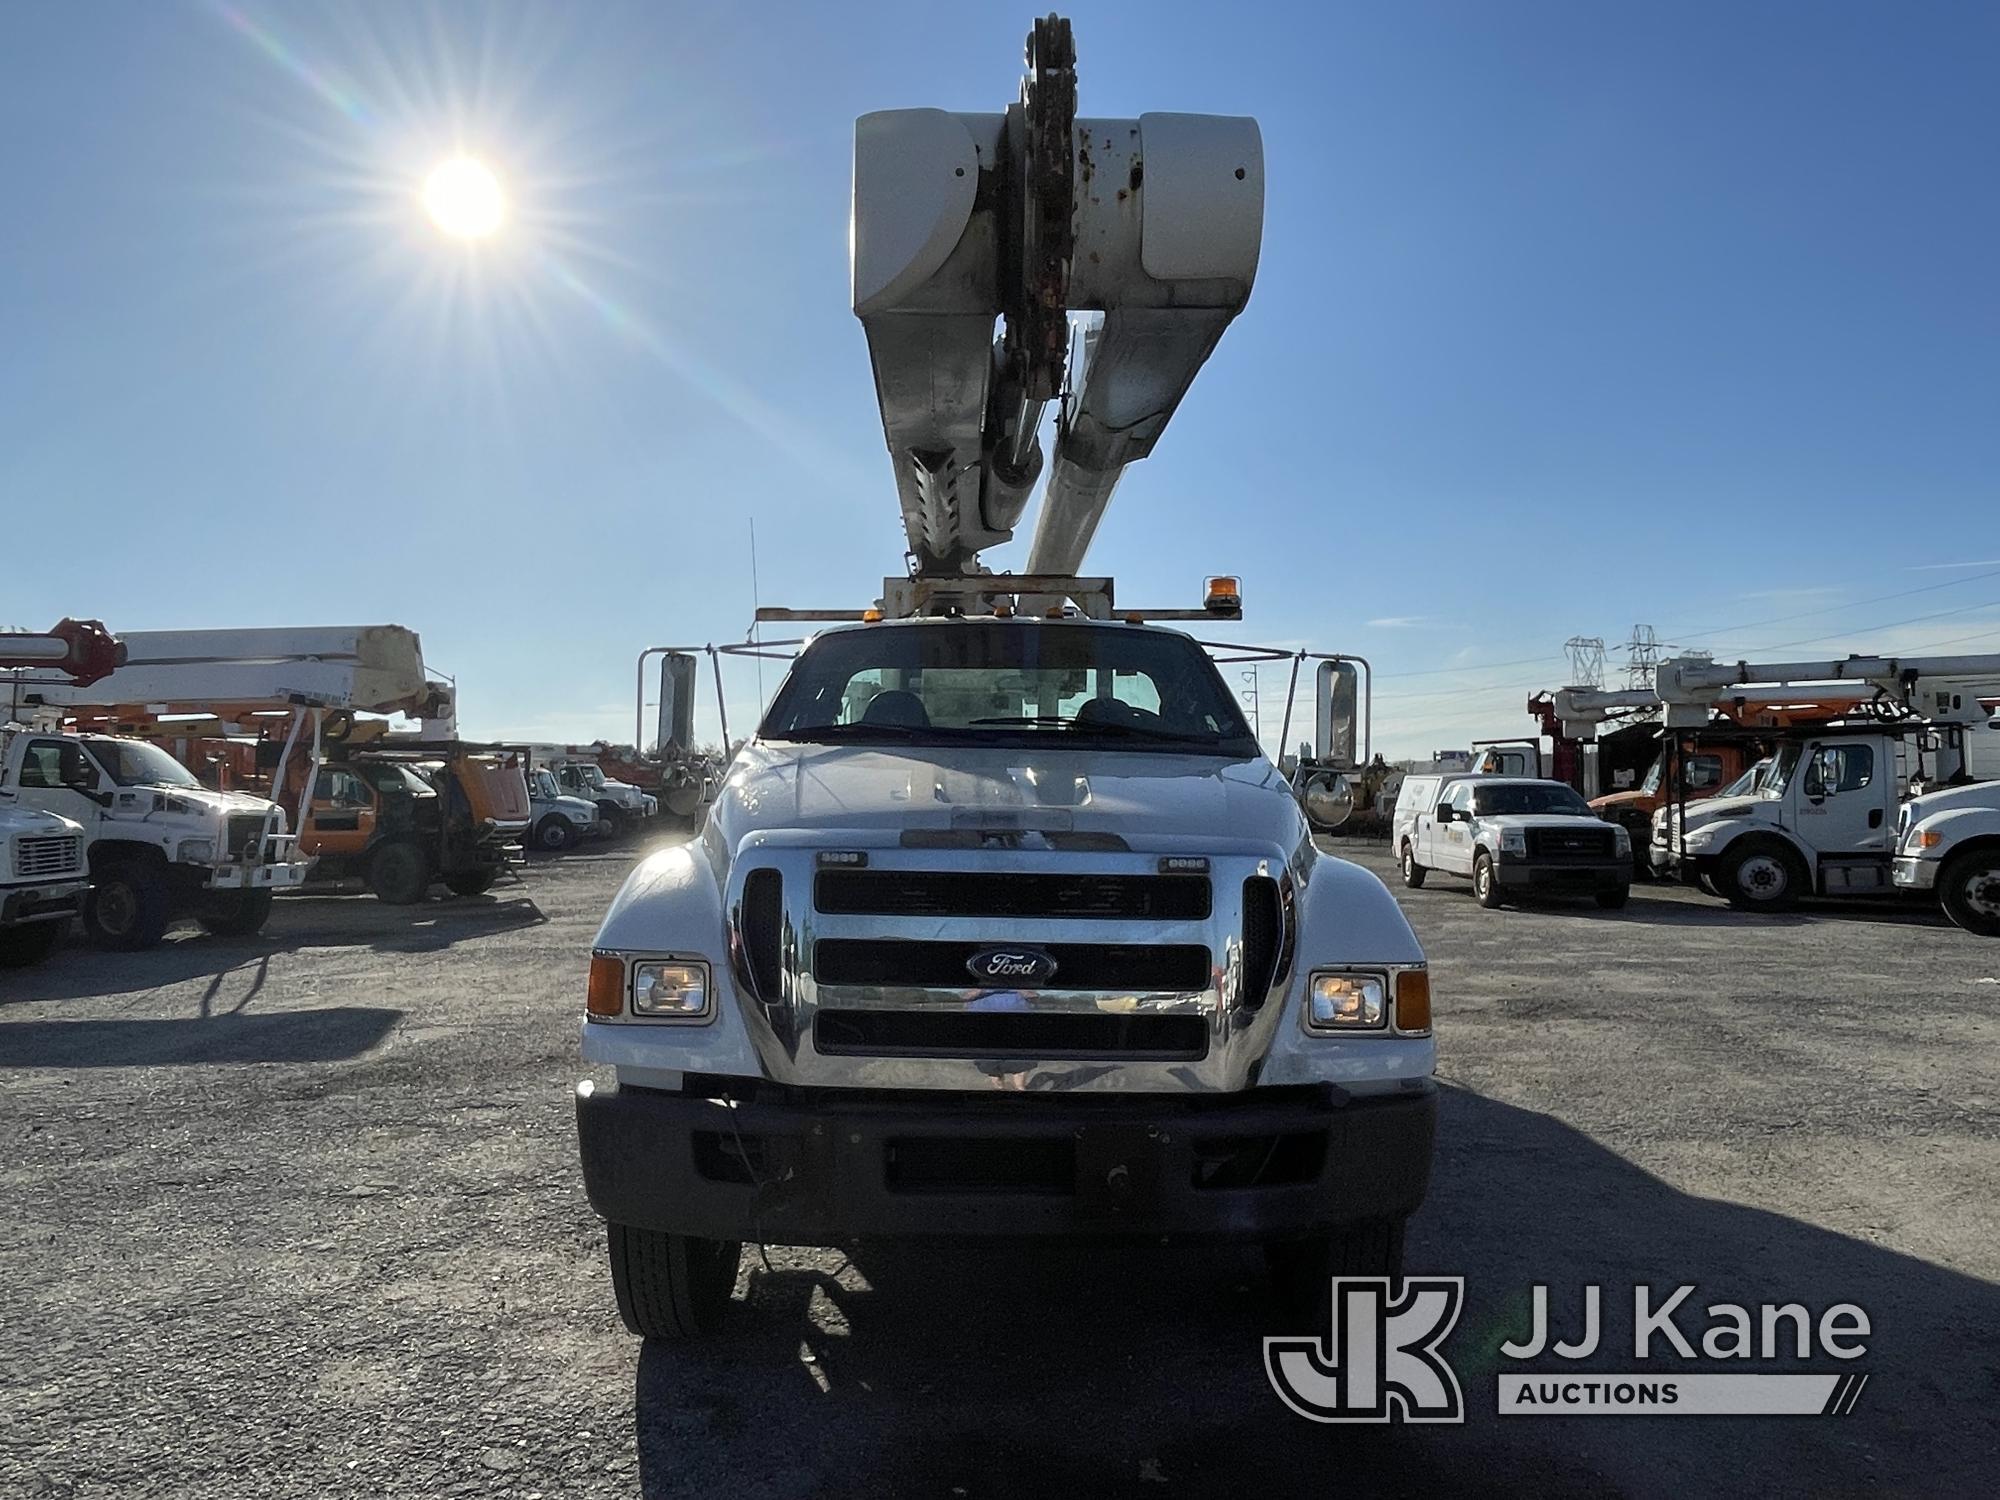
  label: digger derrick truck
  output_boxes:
[574,17,1436,1341]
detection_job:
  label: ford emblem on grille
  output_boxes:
[966,946,1059,985]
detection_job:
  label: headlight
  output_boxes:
[1612,826,1631,854]
[1683,826,1715,850]
[177,838,215,864]
[631,960,712,1021]
[1307,972,1386,1030]
[1500,827,1526,855]
[1912,829,1944,851]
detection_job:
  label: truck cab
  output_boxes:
[528,766,605,850]
[574,616,1436,1339]
[549,760,657,837]
[1592,740,1755,871]
[0,729,307,949]
[1398,774,1632,909]
[1655,729,1902,910]
[0,800,88,968]
[290,746,530,903]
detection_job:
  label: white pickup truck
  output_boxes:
[0,728,309,949]
[573,616,1437,1339]
[0,801,88,969]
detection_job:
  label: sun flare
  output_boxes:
[423,156,505,239]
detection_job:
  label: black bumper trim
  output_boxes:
[576,1081,1436,1245]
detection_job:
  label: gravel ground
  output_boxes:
[2,835,1997,1498]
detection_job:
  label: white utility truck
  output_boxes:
[0,729,305,948]
[1647,653,2000,934]
[574,17,1436,1341]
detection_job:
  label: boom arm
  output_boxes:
[0,619,124,685]
[852,16,1262,578]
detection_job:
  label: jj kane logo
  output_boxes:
[966,946,1059,985]
[1265,1278,1466,1423]
[1266,1280,1872,1422]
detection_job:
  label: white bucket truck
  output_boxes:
[572,17,1436,1341]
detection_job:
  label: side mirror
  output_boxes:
[658,652,700,754]
[1435,802,1454,823]
[1313,661,1360,767]
[1300,770,1354,831]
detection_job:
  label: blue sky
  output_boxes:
[4,1,1996,758]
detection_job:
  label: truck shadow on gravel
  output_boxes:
[2,895,546,1005]
[632,1085,2000,1499]
[0,1004,401,1066]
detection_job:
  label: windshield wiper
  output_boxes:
[769,722,935,743]
[967,714,1223,746]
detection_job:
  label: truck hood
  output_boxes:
[1906,781,2000,819]
[1590,790,1653,813]
[714,741,1301,855]
[110,786,280,822]
[1675,793,1772,830]
[0,800,85,837]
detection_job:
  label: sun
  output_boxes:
[423,156,505,239]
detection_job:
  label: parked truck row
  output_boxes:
[2,623,700,969]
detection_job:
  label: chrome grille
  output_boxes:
[14,836,81,879]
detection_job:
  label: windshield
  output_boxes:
[359,762,434,797]
[1720,760,1772,798]
[1640,754,1664,796]
[1762,743,1801,797]
[1472,783,1596,817]
[577,766,607,789]
[86,738,201,789]
[532,769,560,798]
[760,622,1261,757]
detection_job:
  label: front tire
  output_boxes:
[1400,843,1427,889]
[1938,848,2000,937]
[607,1224,742,1340]
[1719,839,1805,912]
[195,889,275,936]
[367,841,433,905]
[598,803,630,840]
[1265,1219,1408,1316]
[443,867,499,897]
[1595,885,1631,910]
[1473,851,1504,908]
[533,815,576,852]
[0,922,62,969]
[83,862,173,950]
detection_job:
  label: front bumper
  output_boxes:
[575,1079,1436,1245]
[205,858,311,891]
[1,879,86,924]
[1494,857,1629,891]
[1891,855,1938,891]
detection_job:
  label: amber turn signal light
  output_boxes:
[587,955,626,1017]
[1395,969,1432,1033]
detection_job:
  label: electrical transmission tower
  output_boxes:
[1564,635,1606,689]
[1624,624,1663,691]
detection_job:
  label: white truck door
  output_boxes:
[1793,739,1893,857]
[11,738,105,841]
[1437,781,1476,874]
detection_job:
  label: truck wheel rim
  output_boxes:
[1740,855,1787,898]
[541,824,566,849]
[1476,863,1490,895]
[97,884,135,934]
[1965,866,2000,919]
